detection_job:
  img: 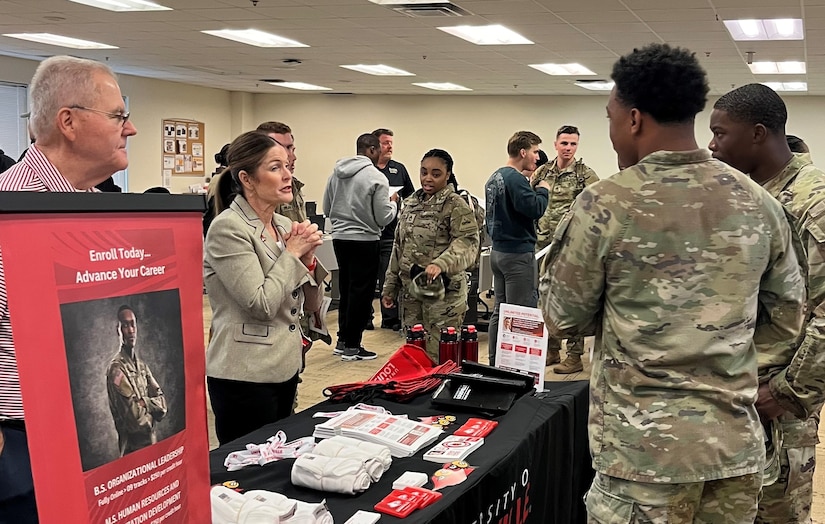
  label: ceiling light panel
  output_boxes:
[369,0,452,4]
[575,80,614,91]
[529,63,596,76]
[267,81,331,91]
[437,24,533,45]
[748,61,806,74]
[723,19,804,41]
[2,33,118,49]
[201,29,308,48]
[413,82,472,91]
[762,82,807,92]
[68,0,172,11]
[340,64,415,76]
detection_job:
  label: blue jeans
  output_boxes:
[488,250,538,365]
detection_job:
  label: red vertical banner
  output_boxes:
[0,204,210,524]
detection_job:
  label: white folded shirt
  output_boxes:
[288,500,334,524]
[291,453,372,495]
[325,435,392,470]
[313,438,386,481]
[238,490,297,523]
[211,485,246,524]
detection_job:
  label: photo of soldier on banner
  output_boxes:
[62,289,186,472]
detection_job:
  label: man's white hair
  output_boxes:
[29,55,116,142]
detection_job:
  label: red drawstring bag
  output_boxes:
[324,344,458,403]
[368,344,435,383]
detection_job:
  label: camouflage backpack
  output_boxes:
[455,189,485,269]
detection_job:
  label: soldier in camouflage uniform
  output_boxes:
[532,125,598,372]
[107,306,167,456]
[382,149,479,360]
[539,44,806,523]
[710,84,825,524]
[257,122,330,348]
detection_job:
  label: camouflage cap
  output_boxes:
[409,271,445,302]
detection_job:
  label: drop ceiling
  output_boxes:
[0,0,821,95]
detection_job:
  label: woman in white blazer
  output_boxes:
[204,131,327,445]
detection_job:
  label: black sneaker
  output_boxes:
[341,346,377,361]
[333,339,345,355]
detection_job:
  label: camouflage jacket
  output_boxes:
[383,185,479,299]
[275,176,307,223]
[762,153,825,446]
[539,149,806,483]
[107,347,167,456]
[532,158,598,250]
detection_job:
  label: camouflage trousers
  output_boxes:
[585,472,761,524]
[401,291,467,361]
[547,335,585,356]
[756,445,815,523]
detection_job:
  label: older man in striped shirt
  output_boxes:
[0,55,137,522]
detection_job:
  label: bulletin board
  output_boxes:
[162,119,205,180]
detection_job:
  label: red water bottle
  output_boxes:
[438,327,460,365]
[460,325,479,363]
[406,323,427,351]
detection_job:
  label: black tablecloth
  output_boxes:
[209,380,593,523]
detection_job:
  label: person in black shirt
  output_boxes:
[372,128,415,330]
[0,149,14,174]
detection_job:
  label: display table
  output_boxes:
[209,380,592,523]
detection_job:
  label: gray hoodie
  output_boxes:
[323,155,397,241]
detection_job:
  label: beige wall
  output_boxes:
[2,54,824,200]
[254,93,620,204]
[251,93,825,206]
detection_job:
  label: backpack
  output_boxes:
[456,189,485,268]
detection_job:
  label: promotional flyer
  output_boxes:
[0,204,209,523]
[494,303,548,391]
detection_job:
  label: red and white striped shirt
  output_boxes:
[0,145,92,420]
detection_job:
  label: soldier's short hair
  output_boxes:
[787,135,809,154]
[256,121,291,135]
[556,125,580,138]
[117,305,134,320]
[611,43,708,124]
[714,84,787,134]
[507,131,542,158]
[372,128,393,138]
[357,133,380,154]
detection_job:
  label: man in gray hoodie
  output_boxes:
[324,133,398,361]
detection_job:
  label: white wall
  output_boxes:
[2,53,825,200]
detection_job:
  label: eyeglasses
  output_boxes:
[69,105,130,126]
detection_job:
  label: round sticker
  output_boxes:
[222,480,239,489]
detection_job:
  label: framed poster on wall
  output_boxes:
[162,119,205,176]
